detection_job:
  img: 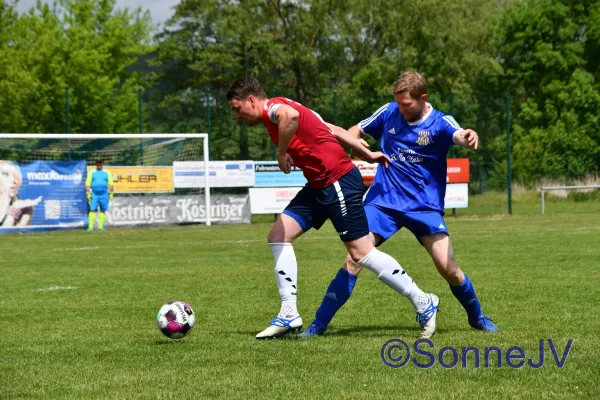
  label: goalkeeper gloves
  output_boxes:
[86,191,91,201]
[109,192,114,200]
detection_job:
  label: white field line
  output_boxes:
[35,286,79,291]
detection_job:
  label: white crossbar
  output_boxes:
[0,133,208,139]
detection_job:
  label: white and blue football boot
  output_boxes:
[255,315,303,340]
[416,294,440,339]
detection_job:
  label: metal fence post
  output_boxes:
[65,86,72,160]
[138,87,143,134]
[138,87,144,164]
[205,89,211,160]
[566,157,570,186]
[541,189,545,215]
[479,160,484,194]
[65,86,70,134]
[450,92,456,158]
[506,92,512,215]
[333,91,338,125]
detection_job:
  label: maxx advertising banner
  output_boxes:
[0,160,87,233]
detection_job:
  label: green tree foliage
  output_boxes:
[153,0,503,160]
[152,0,352,160]
[0,0,153,133]
[498,0,600,183]
[2,0,599,185]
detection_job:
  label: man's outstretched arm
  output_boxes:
[327,123,389,167]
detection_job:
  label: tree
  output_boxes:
[155,0,504,160]
[154,0,348,159]
[0,0,154,133]
[498,0,600,183]
[0,1,64,133]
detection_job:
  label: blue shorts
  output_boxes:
[283,167,369,242]
[90,193,109,212]
[365,205,449,245]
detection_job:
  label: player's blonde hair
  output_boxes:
[391,72,428,99]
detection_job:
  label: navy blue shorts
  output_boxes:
[283,167,369,242]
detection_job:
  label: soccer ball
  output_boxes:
[156,301,196,339]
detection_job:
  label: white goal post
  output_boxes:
[0,133,212,227]
[540,185,600,214]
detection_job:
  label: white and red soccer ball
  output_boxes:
[156,301,196,339]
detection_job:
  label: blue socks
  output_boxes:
[314,270,483,330]
[450,274,483,321]
[313,268,357,331]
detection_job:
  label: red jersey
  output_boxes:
[261,97,355,188]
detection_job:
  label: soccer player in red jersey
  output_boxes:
[227,77,439,339]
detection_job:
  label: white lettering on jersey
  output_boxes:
[388,148,423,163]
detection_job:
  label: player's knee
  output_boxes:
[344,235,375,263]
[267,224,291,243]
[344,253,354,264]
[349,250,374,265]
[344,254,363,275]
[441,262,463,285]
[267,228,282,244]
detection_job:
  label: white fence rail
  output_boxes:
[540,185,600,214]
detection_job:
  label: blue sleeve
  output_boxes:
[357,103,391,141]
[435,114,462,149]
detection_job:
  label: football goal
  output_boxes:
[0,133,211,231]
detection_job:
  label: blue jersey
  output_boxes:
[359,102,462,213]
[86,169,113,195]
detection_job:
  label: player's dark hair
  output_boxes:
[226,77,267,101]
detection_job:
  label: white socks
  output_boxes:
[358,248,431,312]
[268,244,431,317]
[270,243,299,317]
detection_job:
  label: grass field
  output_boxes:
[2,192,600,399]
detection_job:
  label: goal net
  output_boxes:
[0,134,212,233]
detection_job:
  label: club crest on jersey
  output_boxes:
[416,130,432,146]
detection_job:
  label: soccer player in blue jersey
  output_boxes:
[228,77,439,340]
[299,71,499,337]
[86,160,113,231]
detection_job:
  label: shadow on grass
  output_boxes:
[230,324,457,339]
[330,325,476,337]
[153,339,191,345]
[331,324,421,337]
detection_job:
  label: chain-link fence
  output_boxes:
[50,86,600,215]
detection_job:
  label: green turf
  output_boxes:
[2,194,600,399]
